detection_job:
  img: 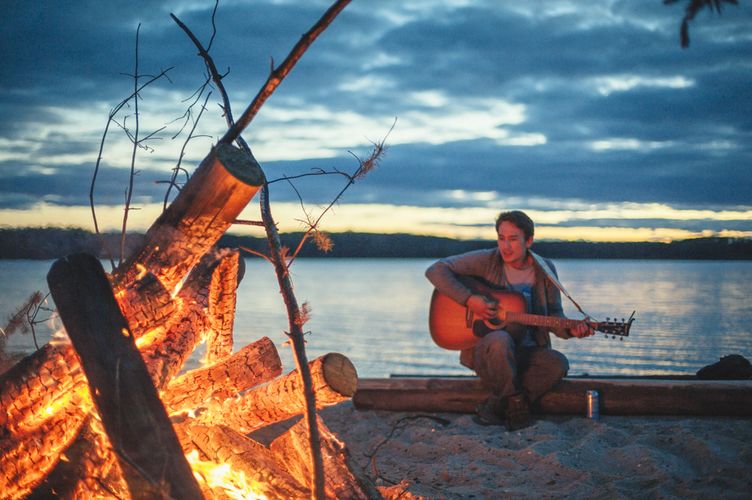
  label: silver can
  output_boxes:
[586,390,600,419]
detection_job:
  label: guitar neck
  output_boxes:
[506,312,586,331]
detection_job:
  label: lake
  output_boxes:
[1,258,751,378]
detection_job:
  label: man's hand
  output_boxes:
[466,294,498,320]
[570,319,595,338]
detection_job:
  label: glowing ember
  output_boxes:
[135,263,149,281]
[185,449,267,500]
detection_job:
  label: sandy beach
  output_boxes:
[320,401,752,499]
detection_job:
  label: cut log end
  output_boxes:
[322,352,358,398]
[214,142,265,186]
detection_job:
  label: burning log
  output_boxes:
[179,423,309,498]
[113,271,176,338]
[270,415,380,499]
[164,336,282,414]
[50,251,236,497]
[199,352,358,433]
[115,143,263,293]
[47,253,203,499]
[24,250,241,497]
[0,407,89,499]
[204,249,240,364]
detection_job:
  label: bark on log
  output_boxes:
[270,415,380,499]
[200,353,358,433]
[204,249,239,364]
[112,270,175,339]
[178,423,309,498]
[115,143,264,293]
[164,336,282,414]
[47,253,202,500]
[353,377,752,416]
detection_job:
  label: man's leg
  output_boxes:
[519,347,569,403]
[472,330,518,397]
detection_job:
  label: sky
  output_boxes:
[1,0,750,243]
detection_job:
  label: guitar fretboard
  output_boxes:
[506,312,589,331]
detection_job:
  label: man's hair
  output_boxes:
[495,210,534,240]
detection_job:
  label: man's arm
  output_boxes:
[425,249,500,319]
[544,259,594,339]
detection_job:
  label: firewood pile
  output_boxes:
[0,144,375,499]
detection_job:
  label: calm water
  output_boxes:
[1,259,751,378]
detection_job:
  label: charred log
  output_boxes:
[164,336,282,414]
[270,416,380,499]
[179,423,309,498]
[199,353,357,433]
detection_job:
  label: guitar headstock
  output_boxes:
[596,311,635,339]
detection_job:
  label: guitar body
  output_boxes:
[429,278,528,351]
[429,275,634,351]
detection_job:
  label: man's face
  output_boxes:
[497,221,533,267]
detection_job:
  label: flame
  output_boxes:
[185,449,267,500]
[134,326,163,349]
[135,263,149,281]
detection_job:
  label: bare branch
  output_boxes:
[120,24,143,265]
[90,67,172,270]
[238,245,273,264]
[163,91,212,211]
[233,219,266,227]
[173,4,355,497]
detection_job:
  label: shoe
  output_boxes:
[473,396,504,426]
[504,392,532,431]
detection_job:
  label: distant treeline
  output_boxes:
[0,227,750,260]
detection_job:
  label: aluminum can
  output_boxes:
[586,390,600,419]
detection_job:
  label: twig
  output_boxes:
[238,245,273,264]
[365,414,450,484]
[233,219,266,226]
[90,68,172,270]
[287,121,393,264]
[120,24,143,266]
[163,91,212,210]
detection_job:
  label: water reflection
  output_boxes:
[1,258,750,378]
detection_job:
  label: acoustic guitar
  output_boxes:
[429,276,634,350]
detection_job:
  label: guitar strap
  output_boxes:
[530,251,593,319]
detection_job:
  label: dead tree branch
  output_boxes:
[120,24,143,266]
[90,66,172,270]
[172,3,353,498]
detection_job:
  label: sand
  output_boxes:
[320,402,752,499]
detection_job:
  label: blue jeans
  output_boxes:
[463,330,569,402]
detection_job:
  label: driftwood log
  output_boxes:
[353,377,752,416]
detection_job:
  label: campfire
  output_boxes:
[0,144,373,499]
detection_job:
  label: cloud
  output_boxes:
[1,0,750,241]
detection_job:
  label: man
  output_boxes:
[425,210,593,430]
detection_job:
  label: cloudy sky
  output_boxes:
[1,0,750,242]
